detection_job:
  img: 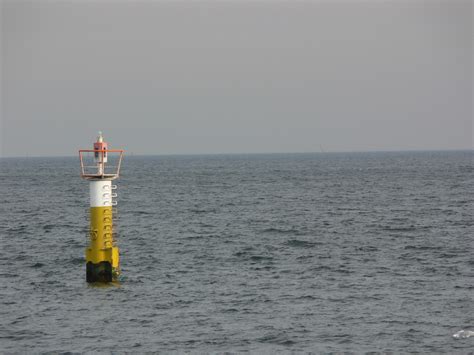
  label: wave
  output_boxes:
[382,226,418,232]
[284,239,320,248]
[261,227,303,235]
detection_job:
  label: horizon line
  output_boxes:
[0,147,472,159]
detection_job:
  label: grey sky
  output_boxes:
[1,0,472,157]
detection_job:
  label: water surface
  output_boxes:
[0,151,472,352]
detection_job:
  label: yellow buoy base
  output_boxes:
[86,206,120,283]
[86,246,119,268]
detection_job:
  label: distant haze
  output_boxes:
[1,0,472,157]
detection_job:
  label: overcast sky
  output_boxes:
[1,0,472,157]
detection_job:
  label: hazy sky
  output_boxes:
[1,0,472,157]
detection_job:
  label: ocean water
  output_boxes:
[0,151,472,353]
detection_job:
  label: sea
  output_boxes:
[0,151,472,353]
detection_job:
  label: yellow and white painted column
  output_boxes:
[85,180,120,282]
[79,133,124,283]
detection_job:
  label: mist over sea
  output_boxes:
[0,151,472,352]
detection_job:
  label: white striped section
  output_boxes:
[90,180,112,207]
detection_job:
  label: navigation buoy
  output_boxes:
[79,132,124,282]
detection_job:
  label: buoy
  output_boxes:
[79,132,124,282]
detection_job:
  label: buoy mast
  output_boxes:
[79,133,124,282]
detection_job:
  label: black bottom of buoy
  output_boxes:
[86,261,112,283]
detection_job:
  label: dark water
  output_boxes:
[0,151,472,353]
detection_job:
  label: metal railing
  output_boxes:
[79,149,124,179]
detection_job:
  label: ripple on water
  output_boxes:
[284,239,321,248]
[261,227,304,235]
